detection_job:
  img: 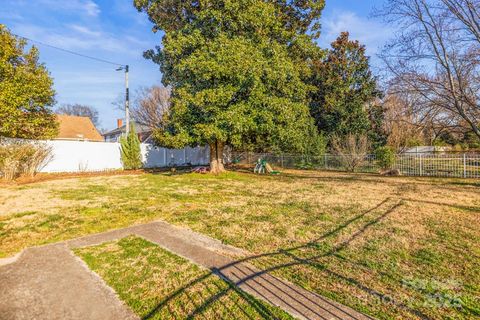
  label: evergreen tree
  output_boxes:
[310,32,381,142]
[0,24,58,139]
[368,103,387,149]
[134,0,325,173]
[120,123,142,170]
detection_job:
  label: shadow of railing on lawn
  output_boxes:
[142,271,285,320]
[143,199,433,320]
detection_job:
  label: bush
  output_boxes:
[303,132,327,156]
[295,158,315,170]
[331,134,370,172]
[375,146,395,169]
[0,140,53,180]
[120,123,142,170]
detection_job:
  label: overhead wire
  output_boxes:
[12,33,126,67]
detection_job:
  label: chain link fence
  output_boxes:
[228,152,480,179]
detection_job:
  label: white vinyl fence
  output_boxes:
[40,140,209,173]
[230,152,480,179]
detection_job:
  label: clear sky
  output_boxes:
[1,0,390,130]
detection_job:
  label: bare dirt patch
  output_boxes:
[0,175,138,216]
[0,169,145,187]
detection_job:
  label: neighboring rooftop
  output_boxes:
[56,114,103,142]
[103,119,152,143]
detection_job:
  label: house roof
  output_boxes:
[102,121,151,137]
[55,114,103,141]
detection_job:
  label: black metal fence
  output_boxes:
[228,152,480,179]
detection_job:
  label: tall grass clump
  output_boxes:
[0,140,53,180]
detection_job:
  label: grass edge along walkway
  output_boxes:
[0,219,375,320]
[75,236,295,320]
[66,220,374,320]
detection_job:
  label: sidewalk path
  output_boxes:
[0,221,374,320]
[0,243,137,320]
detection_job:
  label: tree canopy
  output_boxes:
[309,32,381,141]
[0,24,58,139]
[134,0,325,36]
[135,0,325,172]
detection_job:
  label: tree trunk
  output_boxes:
[209,140,225,174]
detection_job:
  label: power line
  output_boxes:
[12,33,126,67]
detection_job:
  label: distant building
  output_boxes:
[55,114,103,142]
[102,119,152,143]
[403,146,452,154]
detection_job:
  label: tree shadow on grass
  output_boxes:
[445,180,480,188]
[142,270,290,320]
[144,199,435,320]
[400,197,480,213]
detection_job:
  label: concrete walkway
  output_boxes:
[0,221,374,320]
[0,243,137,320]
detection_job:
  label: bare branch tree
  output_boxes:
[382,93,426,151]
[442,0,480,43]
[375,0,480,140]
[331,134,370,172]
[131,86,170,130]
[384,76,469,146]
[56,104,100,127]
[111,93,126,113]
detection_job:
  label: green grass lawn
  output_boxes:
[75,236,294,320]
[1,170,479,319]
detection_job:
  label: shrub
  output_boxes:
[120,123,142,170]
[331,134,370,172]
[295,158,315,170]
[0,140,53,180]
[303,132,327,156]
[375,146,396,169]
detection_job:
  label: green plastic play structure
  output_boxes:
[254,159,281,175]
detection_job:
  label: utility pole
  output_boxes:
[117,64,130,134]
[125,65,130,134]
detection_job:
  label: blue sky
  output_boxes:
[1,0,390,130]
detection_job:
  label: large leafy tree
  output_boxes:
[0,25,58,139]
[134,0,325,173]
[310,32,381,142]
